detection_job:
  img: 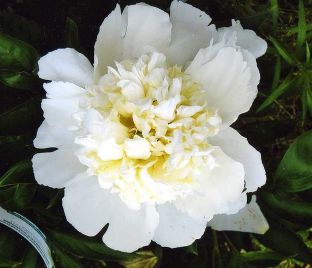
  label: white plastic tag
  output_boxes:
[0,207,54,268]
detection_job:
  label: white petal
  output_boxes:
[34,120,75,149]
[124,136,151,160]
[166,0,216,66]
[174,148,245,223]
[153,203,206,248]
[32,149,85,188]
[94,4,171,80]
[187,45,259,126]
[43,81,85,99]
[208,196,269,234]
[41,97,80,127]
[218,20,267,58]
[38,48,93,86]
[210,127,266,192]
[62,173,159,252]
[98,138,123,161]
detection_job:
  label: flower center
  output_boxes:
[75,52,222,209]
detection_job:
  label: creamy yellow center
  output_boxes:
[75,52,222,209]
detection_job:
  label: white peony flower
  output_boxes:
[32,1,269,252]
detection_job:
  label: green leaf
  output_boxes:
[261,191,312,225]
[228,251,284,268]
[275,130,312,192]
[120,251,158,268]
[269,0,279,28]
[51,244,83,268]
[0,256,20,268]
[270,37,297,66]
[297,0,307,49]
[0,184,37,210]
[48,230,136,262]
[257,73,298,112]
[0,71,38,90]
[271,55,281,90]
[65,18,81,52]
[255,220,312,263]
[0,98,42,135]
[306,42,311,63]
[0,33,38,72]
[0,160,32,186]
[0,11,44,47]
[184,242,198,256]
[20,248,38,268]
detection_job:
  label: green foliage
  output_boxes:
[275,130,312,192]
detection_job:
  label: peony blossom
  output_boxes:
[32,1,269,253]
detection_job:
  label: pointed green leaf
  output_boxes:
[297,0,307,49]
[0,33,38,72]
[269,0,279,28]
[48,230,136,262]
[306,42,311,63]
[51,244,83,268]
[257,73,298,112]
[120,251,158,268]
[261,191,312,225]
[0,71,38,90]
[0,160,32,186]
[275,130,312,192]
[270,37,297,66]
[0,98,42,135]
[271,55,281,90]
[255,220,312,263]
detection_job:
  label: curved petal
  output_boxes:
[174,148,245,223]
[186,45,259,126]
[32,149,85,188]
[218,20,267,58]
[34,121,75,149]
[41,97,80,127]
[43,81,86,99]
[210,127,266,192]
[166,0,217,66]
[94,4,171,80]
[208,196,269,234]
[153,203,206,248]
[38,48,93,87]
[62,173,159,252]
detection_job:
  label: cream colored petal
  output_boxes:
[62,173,159,252]
[218,20,267,58]
[187,45,259,126]
[43,81,85,99]
[210,127,266,192]
[94,4,171,80]
[38,48,93,87]
[153,203,206,248]
[32,149,85,188]
[174,148,245,223]
[166,0,217,66]
[33,120,75,149]
[208,196,269,234]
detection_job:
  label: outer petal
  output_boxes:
[153,203,206,248]
[34,121,75,149]
[210,127,266,192]
[166,0,217,66]
[94,4,171,80]
[38,48,93,86]
[187,45,259,126]
[41,97,80,127]
[218,20,267,58]
[43,81,85,99]
[32,149,85,188]
[208,196,269,234]
[174,148,245,223]
[62,173,159,252]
